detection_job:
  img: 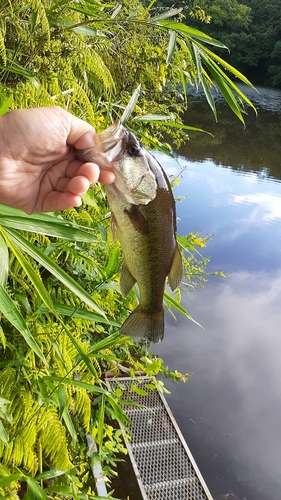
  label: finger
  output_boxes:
[56,175,90,196]
[66,160,100,185]
[42,191,82,212]
[66,114,96,147]
[98,169,115,185]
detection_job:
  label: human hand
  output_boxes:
[0,106,115,214]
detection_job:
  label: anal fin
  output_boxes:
[168,245,183,291]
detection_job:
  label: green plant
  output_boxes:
[0,0,254,497]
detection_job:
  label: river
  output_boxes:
[153,85,281,500]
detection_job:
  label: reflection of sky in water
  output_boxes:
[152,151,281,500]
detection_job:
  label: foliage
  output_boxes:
[0,0,254,498]
[175,0,281,89]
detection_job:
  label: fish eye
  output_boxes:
[128,143,140,156]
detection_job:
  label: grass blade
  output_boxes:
[120,84,141,125]
[5,228,107,318]
[0,215,99,242]
[0,283,46,361]
[0,233,9,288]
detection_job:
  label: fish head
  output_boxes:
[75,121,157,205]
[115,128,157,205]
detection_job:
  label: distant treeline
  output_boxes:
[157,0,281,89]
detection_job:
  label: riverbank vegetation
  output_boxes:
[0,1,253,498]
[158,0,281,89]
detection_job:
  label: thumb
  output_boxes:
[66,112,96,148]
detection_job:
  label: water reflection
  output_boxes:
[153,86,281,500]
[155,271,281,500]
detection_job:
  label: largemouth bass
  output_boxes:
[75,121,182,343]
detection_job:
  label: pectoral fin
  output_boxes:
[124,205,150,235]
[168,245,183,291]
[120,260,136,296]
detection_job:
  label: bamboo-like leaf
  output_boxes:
[0,205,69,224]
[156,21,227,48]
[0,215,99,242]
[0,419,9,444]
[196,40,256,92]
[62,407,77,441]
[164,290,203,327]
[88,331,128,355]
[44,376,109,395]
[4,228,107,318]
[138,120,209,134]
[151,8,183,22]
[120,84,141,125]
[111,3,122,18]
[105,245,120,277]
[166,29,176,65]
[25,476,49,500]
[5,234,57,315]
[0,233,9,288]
[35,469,69,481]
[132,114,171,122]
[63,327,99,378]
[200,73,217,121]
[0,95,13,116]
[38,303,121,326]
[35,470,68,482]
[0,283,46,361]
[0,473,23,487]
[98,393,105,452]
[202,56,246,123]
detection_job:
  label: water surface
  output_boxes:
[153,86,281,500]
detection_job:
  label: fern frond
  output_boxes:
[38,406,72,470]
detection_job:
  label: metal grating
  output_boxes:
[107,377,213,500]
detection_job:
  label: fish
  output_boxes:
[75,121,183,343]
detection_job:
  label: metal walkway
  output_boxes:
[108,377,213,500]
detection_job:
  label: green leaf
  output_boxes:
[120,84,141,125]
[38,303,121,326]
[166,29,176,65]
[0,95,13,116]
[0,419,9,444]
[4,228,107,319]
[151,8,183,22]
[5,233,57,316]
[98,393,105,451]
[0,215,99,242]
[88,331,126,355]
[0,283,46,361]
[105,245,120,277]
[35,469,69,481]
[132,114,171,122]
[62,407,77,441]
[44,376,109,395]
[164,290,203,327]
[63,327,99,378]
[139,120,209,134]
[0,205,69,224]
[25,476,49,500]
[157,21,227,48]
[0,233,9,288]
[0,473,23,487]
[130,383,147,396]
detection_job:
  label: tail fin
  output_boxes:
[120,306,164,343]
